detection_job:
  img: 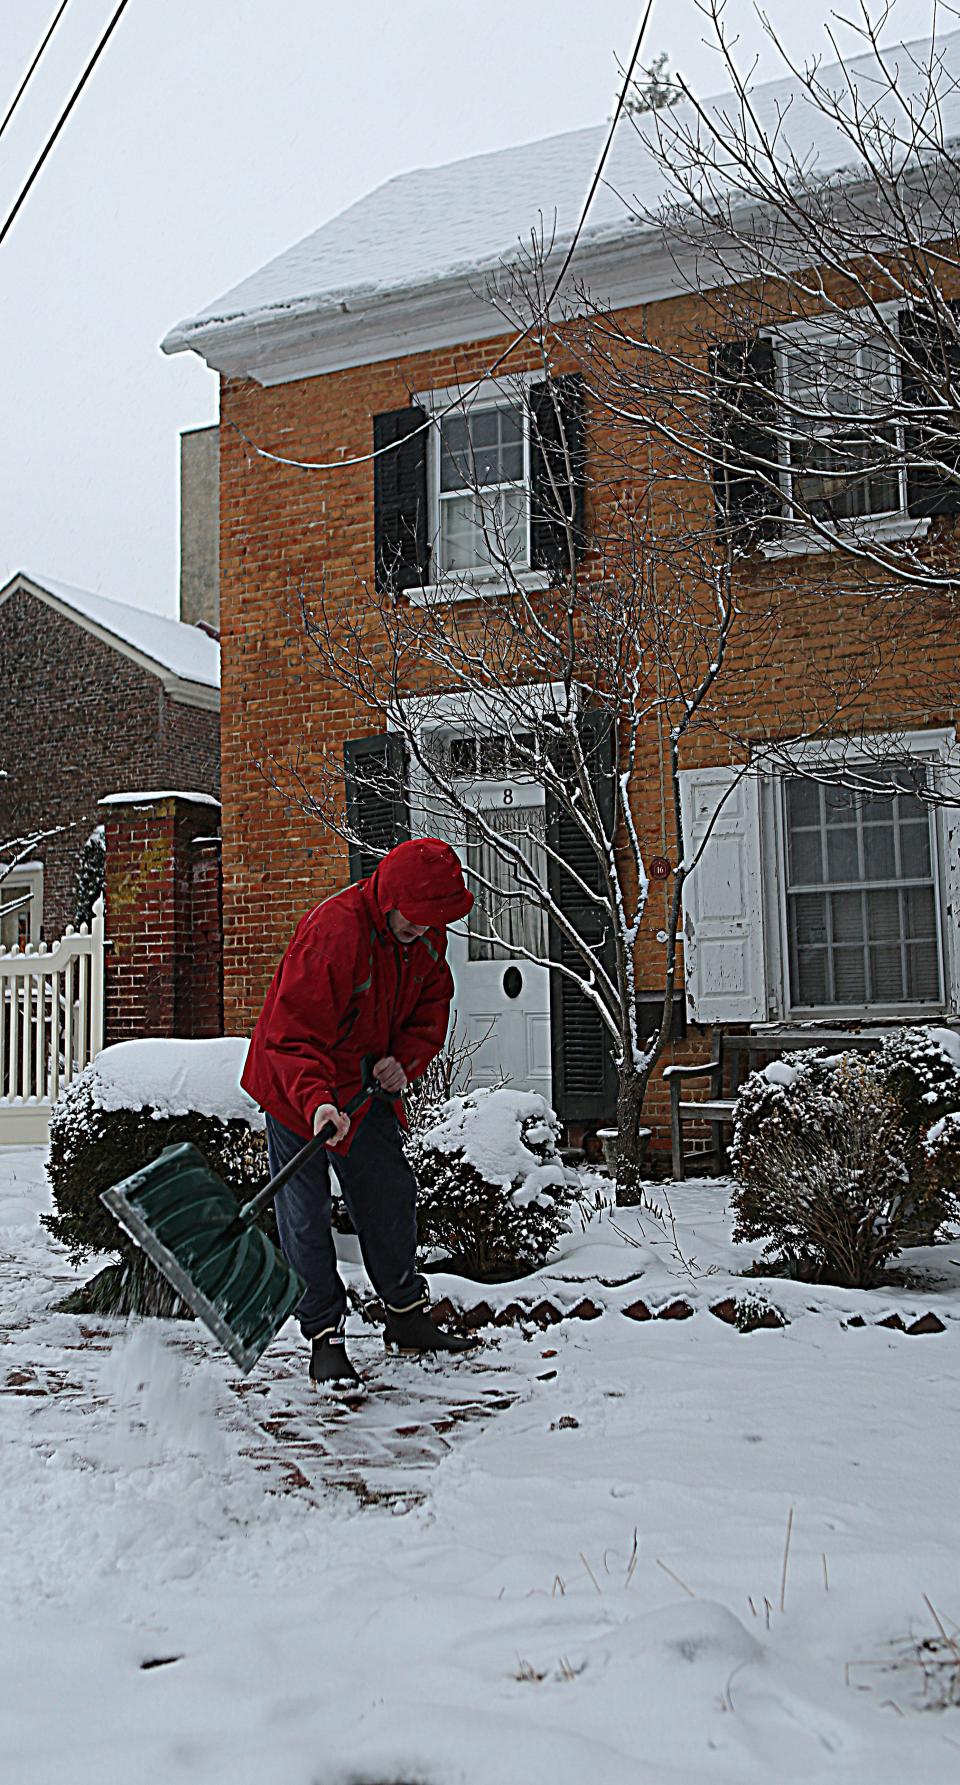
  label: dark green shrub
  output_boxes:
[404,1087,574,1279]
[44,1073,269,1316]
[730,1030,960,1288]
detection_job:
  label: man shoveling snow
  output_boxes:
[241,838,478,1390]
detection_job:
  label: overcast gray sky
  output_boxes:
[0,0,943,618]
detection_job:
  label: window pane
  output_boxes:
[899,819,931,877]
[825,825,859,882]
[869,944,904,1001]
[499,486,527,564]
[905,884,937,940]
[449,736,476,777]
[785,779,820,827]
[822,786,860,824]
[477,735,507,779]
[439,416,470,491]
[794,946,828,1005]
[789,827,822,884]
[791,892,828,945]
[907,940,941,1001]
[831,890,864,943]
[866,888,901,942]
[863,821,895,881]
[834,947,867,1003]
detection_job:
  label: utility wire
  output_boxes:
[0,0,72,146]
[226,0,656,476]
[0,0,131,254]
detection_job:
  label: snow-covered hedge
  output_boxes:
[45,1039,269,1316]
[730,1027,960,1287]
[404,1087,575,1279]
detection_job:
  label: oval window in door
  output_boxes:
[502,966,523,999]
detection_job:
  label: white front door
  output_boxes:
[445,780,551,1101]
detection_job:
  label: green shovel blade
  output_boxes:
[100,1142,304,1374]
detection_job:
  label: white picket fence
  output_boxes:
[0,896,105,1143]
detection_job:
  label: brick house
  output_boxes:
[162,41,960,1146]
[0,572,220,943]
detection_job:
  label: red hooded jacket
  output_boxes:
[240,839,473,1149]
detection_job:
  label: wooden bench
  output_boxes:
[662,1027,901,1181]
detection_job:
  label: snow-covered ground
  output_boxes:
[3,1145,960,1785]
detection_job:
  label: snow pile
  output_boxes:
[927,1026,960,1070]
[762,1058,799,1088]
[422,1086,567,1204]
[82,1037,262,1128]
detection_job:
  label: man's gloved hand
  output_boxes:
[373,1056,407,1095]
[312,1102,351,1144]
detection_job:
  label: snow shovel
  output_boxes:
[99,1059,392,1375]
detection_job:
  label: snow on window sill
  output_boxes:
[754,1002,951,1029]
[405,568,552,607]
[759,515,931,560]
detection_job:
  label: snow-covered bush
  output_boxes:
[404,1087,575,1279]
[730,1028,960,1287]
[44,1039,268,1316]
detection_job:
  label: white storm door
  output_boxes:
[445,783,551,1100]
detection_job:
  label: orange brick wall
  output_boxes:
[216,304,960,1141]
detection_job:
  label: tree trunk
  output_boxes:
[616,1065,651,1204]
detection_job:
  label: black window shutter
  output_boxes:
[529,375,586,574]
[545,708,619,1125]
[899,303,960,517]
[373,406,430,592]
[343,734,410,882]
[710,337,780,541]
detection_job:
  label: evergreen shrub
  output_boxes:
[45,1067,269,1316]
[730,1027,960,1287]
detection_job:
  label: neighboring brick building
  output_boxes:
[162,43,960,1145]
[0,573,220,942]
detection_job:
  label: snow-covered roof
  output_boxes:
[0,573,220,699]
[163,30,960,384]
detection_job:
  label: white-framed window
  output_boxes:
[0,863,43,949]
[775,322,906,525]
[680,732,959,1025]
[433,397,531,578]
[780,765,943,1010]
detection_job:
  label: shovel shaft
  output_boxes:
[235,1069,398,1230]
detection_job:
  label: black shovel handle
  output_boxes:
[235,1057,398,1230]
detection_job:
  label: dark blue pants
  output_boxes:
[266,1100,428,1339]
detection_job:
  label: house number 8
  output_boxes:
[502,788,513,806]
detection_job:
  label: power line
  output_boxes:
[0,0,131,254]
[226,0,656,477]
[0,0,72,146]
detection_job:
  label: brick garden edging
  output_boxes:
[354,1289,952,1337]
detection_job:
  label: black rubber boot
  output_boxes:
[309,1325,363,1393]
[383,1300,479,1357]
